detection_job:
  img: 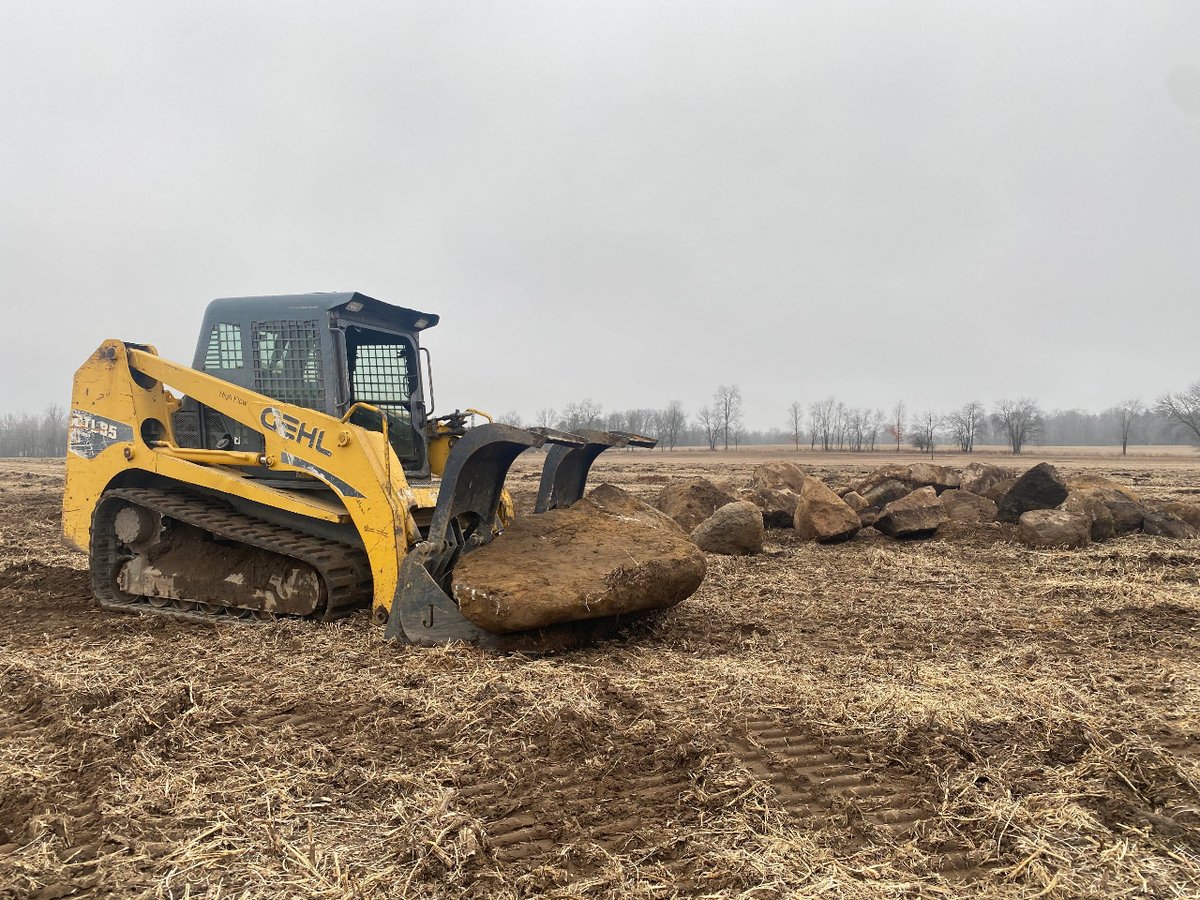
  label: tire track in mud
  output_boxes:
[454,762,696,865]
[732,719,988,877]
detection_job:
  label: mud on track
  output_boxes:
[1,453,1199,898]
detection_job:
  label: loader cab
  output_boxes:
[172,292,439,481]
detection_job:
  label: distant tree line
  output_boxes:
[497,379,1200,455]
[5,381,1200,457]
[0,405,68,457]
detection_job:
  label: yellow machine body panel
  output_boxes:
[63,340,427,618]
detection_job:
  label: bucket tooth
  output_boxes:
[534,430,658,514]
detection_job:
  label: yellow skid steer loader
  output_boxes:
[61,293,696,650]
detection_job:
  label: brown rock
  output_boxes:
[1142,510,1197,539]
[1017,509,1091,549]
[906,463,961,492]
[654,478,738,532]
[874,486,946,538]
[1068,475,1142,503]
[1066,480,1145,534]
[740,486,800,528]
[1159,501,1200,529]
[862,479,913,509]
[1063,491,1116,542]
[691,501,765,555]
[454,485,706,633]
[997,463,1069,524]
[842,491,869,514]
[960,462,1015,497]
[855,465,912,495]
[940,489,998,524]
[983,477,1018,504]
[793,476,861,543]
[751,459,808,494]
[857,463,959,496]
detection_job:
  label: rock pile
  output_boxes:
[659,458,1198,555]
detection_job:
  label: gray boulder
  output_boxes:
[1017,509,1091,549]
[997,463,1070,524]
[875,486,946,538]
[794,476,861,543]
[691,501,765,555]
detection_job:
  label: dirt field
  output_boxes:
[2,448,1199,899]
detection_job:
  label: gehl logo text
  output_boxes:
[261,408,332,457]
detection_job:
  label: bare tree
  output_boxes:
[1114,398,1146,455]
[713,385,743,451]
[787,400,803,451]
[1156,382,1200,445]
[946,401,985,453]
[624,408,653,437]
[910,411,941,456]
[992,398,1043,454]
[887,400,906,451]
[659,401,686,450]
[534,407,557,429]
[867,409,885,451]
[697,406,719,451]
[560,398,604,432]
[809,397,837,451]
[497,410,524,427]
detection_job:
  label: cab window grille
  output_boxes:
[251,320,324,409]
[351,344,412,405]
[203,323,243,370]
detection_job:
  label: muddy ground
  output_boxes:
[1,449,1198,899]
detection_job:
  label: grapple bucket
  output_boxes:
[386,424,665,649]
[534,430,656,513]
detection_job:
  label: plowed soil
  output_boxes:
[1,449,1199,899]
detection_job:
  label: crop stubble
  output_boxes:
[0,452,1198,898]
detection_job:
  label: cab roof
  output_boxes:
[204,292,440,333]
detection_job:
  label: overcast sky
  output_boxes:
[3,2,1199,430]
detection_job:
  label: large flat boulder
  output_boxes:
[453,484,706,634]
[655,478,738,532]
[1017,509,1091,549]
[691,501,765,555]
[940,489,998,524]
[875,486,945,538]
[794,476,861,543]
[997,463,1069,524]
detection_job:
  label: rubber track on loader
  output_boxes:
[91,487,373,623]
